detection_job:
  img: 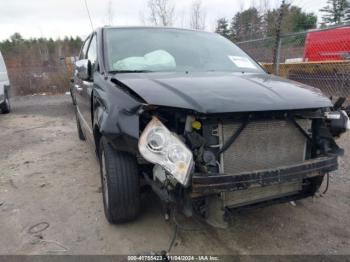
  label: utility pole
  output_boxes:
[273,0,286,75]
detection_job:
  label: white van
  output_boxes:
[0,51,10,113]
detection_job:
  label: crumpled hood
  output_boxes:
[112,72,332,113]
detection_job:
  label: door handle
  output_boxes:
[75,84,83,92]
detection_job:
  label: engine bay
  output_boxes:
[138,105,347,225]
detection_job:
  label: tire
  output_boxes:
[1,92,10,114]
[99,137,140,224]
[74,106,85,141]
[70,86,76,105]
[309,175,325,194]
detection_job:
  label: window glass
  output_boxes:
[87,35,97,64]
[104,28,264,73]
[79,36,91,59]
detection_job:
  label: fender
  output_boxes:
[92,74,143,154]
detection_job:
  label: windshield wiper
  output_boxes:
[110,70,154,74]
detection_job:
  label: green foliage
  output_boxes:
[230,8,263,41]
[291,7,318,32]
[0,33,83,95]
[215,5,317,41]
[265,5,317,37]
[344,0,350,21]
[0,33,83,64]
[320,0,349,24]
[215,18,231,39]
[10,33,24,43]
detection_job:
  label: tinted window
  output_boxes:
[104,28,264,74]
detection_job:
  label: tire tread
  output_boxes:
[100,137,140,223]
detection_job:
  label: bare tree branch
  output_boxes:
[258,0,269,14]
[105,0,114,25]
[190,0,206,30]
[147,0,175,26]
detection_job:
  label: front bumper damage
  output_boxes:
[191,156,338,227]
[136,107,345,228]
[192,156,338,195]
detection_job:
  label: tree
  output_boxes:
[264,9,279,36]
[0,35,84,95]
[265,5,317,36]
[147,0,175,26]
[230,8,263,41]
[105,0,114,25]
[284,6,317,32]
[292,9,318,32]
[343,1,350,21]
[320,0,349,24]
[215,18,231,39]
[10,33,24,44]
[190,0,206,30]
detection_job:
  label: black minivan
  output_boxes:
[72,27,348,227]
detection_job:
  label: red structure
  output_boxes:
[303,26,350,62]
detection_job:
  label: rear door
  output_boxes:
[0,52,9,103]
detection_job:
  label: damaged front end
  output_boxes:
[137,105,348,227]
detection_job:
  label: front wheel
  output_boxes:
[99,137,140,224]
[1,93,10,114]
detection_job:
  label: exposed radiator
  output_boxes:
[220,119,311,175]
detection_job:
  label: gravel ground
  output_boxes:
[0,94,349,255]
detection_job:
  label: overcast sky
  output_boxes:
[0,0,327,41]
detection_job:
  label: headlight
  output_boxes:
[139,117,194,186]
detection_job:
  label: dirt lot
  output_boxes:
[0,95,349,255]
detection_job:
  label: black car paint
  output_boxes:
[73,28,139,153]
[92,74,141,153]
[112,72,332,114]
[72,27,347,226]
[74,27,332,155]
[192,156,338,194]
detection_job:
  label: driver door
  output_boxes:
[74,34,97,137]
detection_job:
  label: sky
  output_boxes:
[0,0,328,41]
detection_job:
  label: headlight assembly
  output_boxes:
[139,117,194,186]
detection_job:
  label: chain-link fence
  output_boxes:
[236,24,350,101]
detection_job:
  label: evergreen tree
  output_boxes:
[215,18,231,39]
[265,5,317,36]
[320,0,349,24]
[230,8,263,41]
[10,33,24,43]
[344,0,350,21]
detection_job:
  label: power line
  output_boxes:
[83,0,94,31]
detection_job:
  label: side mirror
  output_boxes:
[75,59,91,80]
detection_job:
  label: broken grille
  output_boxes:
[220,119,311,175]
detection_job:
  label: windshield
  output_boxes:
[104,28,264,74]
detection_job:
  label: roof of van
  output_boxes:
[98,26,211,34]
